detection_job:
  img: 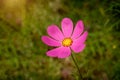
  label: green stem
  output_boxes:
[71,53,83,80]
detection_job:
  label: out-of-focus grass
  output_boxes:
[0,0,120,80]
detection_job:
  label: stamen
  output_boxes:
[62,38,73,47]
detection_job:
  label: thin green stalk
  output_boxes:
[71,53,83,80]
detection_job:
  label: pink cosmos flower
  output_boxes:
[41,18,88,58]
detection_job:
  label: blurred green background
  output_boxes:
[0,0,120,80]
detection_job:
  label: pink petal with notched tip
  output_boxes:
[46,48,59,57]
[72,20,84,39]
[58,47,71,58]
[71,44,86,53]
[41,36,61,47]
[71,31,88,53]
[47,46,71,58]
[61,18,73,37]
[47,25,64,41]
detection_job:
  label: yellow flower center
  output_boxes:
[62,38,73,47]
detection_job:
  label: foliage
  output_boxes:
[0,0,120,80]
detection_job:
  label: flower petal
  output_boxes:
[46,47,71,58]
[71,31,88,53]
[47,25,64,41]
[58,47,71,58]
[46,48,59,57]
[61,18,73,37]
[73,31,88,43]
[71,44,86,53]
[41,36,61,46]
[72,20,84,39]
